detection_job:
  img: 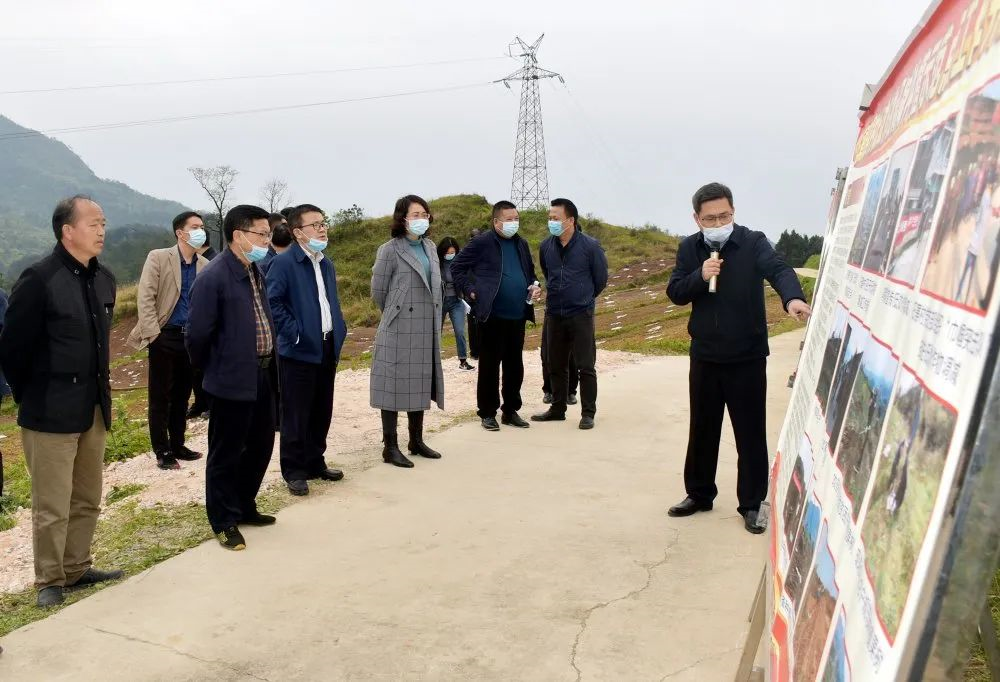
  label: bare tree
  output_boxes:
[189,165,239,248]
[259,178,289,213]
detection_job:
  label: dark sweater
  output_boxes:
[666,224,805,363]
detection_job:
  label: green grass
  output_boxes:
[113,283,138,324]
[966,570,1000,680]
[110,348,147,369]
[104,483,147,506]
[0,456,30,531]
[104,392,151,463]
[804,254,821,269]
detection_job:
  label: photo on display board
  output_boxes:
[821,610,852,682]
[785,495,823,607]
[825,318,870,444]
[843,176,866,210]
[921,78,1000,313]
[886,116,958,286]
[860,366,958,638]
[848,163,889,266]
[782,434,815,555]
[834,337,900,519]
[792,522,839,682]
[862,143,918,274]
[816,304,851,416]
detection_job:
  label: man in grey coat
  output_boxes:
[370,195,445,468]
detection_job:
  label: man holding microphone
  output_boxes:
[666,183,810,533]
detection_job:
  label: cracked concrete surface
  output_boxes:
[0,331,800,681]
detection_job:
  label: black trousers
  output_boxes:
[546,312,597,417]
[684,357,769,514]
[147,327,194,456]
[467,314,481,359]
[541,320,578,396]
[476,316,526,418]
[190,370,209,412]
[205,366,276,533]
[279,338,336,481]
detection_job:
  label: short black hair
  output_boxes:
[271,223,292,248]
[172,211,202,234]
[492,200,517,220]
[436,236,460,265]
[288,203,325,231]
[550,198,579,227]
[279,206,295,218]
[391,195,432,238]
[223,204,270,241]
[268,212,286,229]
[52,194,93,241]
[692,182,734,214]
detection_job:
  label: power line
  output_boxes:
[0,81,494,142]
[0,56,508,96]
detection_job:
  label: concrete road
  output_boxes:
[0,331,803,682]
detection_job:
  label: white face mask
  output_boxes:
[499,221,519,238]
[702,223,734,245]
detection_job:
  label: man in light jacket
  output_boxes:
[127,211,208,470]
[266,204,348,496]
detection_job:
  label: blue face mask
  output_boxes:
[407,218,429,237]
[306,238,328,253]
[240,232,269,263]
[500,221,519,238]
[445,253,456,261]
[185,228,207,249]
[548,220,564,237]
[702,223,734,245]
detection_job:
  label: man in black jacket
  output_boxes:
[0,195,123,607]
[186,205,279,551]
[666,182,810,533]
[532,198,608,430]
[451,201,540,431]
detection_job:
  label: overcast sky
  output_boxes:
[1,0,929,239]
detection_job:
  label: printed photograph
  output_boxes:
[886,116,957,286]
[816,303,850,416]
[849,163,889,266]
[843,175,866,209]
[860,367,959,638]
[782,435,815,554]
[793,523,839,682]
[825,317,870,444]
[821,610,852,682]
[862,143,918,274]
[785,495,823,607]
[834,337,899,519]
[921,78,1000,312]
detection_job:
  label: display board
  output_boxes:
[767,1,1000,679]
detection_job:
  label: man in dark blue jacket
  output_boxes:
[532,198,608,430]
[451,200,540,431]
[266,204,347,496]
[666,182,810,534]
[186,204,279,551]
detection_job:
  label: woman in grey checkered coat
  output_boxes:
[370,195,446,468]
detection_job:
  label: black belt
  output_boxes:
[161,324,184,333]
[257,355,273,368]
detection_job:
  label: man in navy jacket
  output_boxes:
[666,182,810,533]
[186,204,279,551]
[532,198,608,430]
[266,204,348,496]
[451,200,540,431]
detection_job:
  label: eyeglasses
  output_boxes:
[240,228,272,239]
[698,212,733,227]
[298,221,327,232]
[407,212,430,220]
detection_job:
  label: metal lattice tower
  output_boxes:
[497,35,564,209]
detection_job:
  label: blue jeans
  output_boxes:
[443,296,468,360]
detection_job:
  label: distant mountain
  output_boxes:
[0,115,190,280]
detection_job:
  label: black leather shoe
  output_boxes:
[287,479,309,496]
[578,416,594,430]
[542,392,553,404]
[242,512,277,526]
[382,434,414,468]
[667,497,713,517]
[481,417,500,431]
[501,412,530,428]
[742,510,766,534]
[531,409,566,422]
[316,468,344,481]
[36,586,64,608]
[186,405,209,420]
[67,567,124,589]
[217,526,246,551]
[173,446,203,461]
[567,393,578,405]
[156,454,180,470]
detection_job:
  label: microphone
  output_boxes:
[707,241,720,294]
